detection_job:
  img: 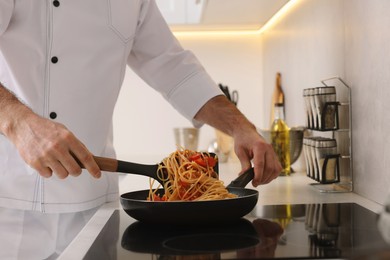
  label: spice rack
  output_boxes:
[304,77,352,193]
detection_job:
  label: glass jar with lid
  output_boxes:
[303,89,313,129]
[315,138,339,183]
[309,88,319,129]
[314,86,337,130]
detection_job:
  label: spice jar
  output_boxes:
[303,89,313,129]
[315,138,338,183]
[312,137,325,181]
[304,137,317,179]
[314,86,337,130]
[304,137,322,180]
[309,88,319,129]
[303,138,312,178]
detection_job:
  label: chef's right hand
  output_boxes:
[4,109,101,179]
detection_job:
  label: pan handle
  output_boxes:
[227,168,254,188]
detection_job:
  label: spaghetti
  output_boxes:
[147,149,237,202]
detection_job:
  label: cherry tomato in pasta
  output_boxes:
[206,157,217,168]
[152,194,167,201]
[189,153,217,168]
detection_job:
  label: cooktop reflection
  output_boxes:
[83,203,390,259]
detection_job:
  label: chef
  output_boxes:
[0,0,281,258]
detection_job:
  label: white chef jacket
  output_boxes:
[0,0,222,213]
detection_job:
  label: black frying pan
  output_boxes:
[86,156,258,224]
[120,168,258,225]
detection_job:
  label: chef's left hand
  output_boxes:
[233,127,281,187]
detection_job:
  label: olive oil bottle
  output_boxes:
[270,72,285,126]
[271,103,291,175]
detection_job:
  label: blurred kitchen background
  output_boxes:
[112,0,390,206]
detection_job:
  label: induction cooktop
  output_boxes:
[83,203,390,259]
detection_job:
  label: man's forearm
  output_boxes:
[194,95,256,138]
[0,83,32,136]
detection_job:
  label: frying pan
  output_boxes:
[87,156,258,224]
[120,168,258,225]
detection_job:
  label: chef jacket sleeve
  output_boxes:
[0,0,14,36]
[127,0,223,127]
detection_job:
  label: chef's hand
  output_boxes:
[233,126,281,187]
[194,95,281,187]
[1,104,101,179]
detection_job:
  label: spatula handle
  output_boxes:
[92,156,161,183]
[74,155,118,172]
[93,156,118,172]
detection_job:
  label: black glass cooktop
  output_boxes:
[83,203,390,259]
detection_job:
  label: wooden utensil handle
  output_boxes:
[75,155,119,172]
[93,156,160,181]
[93,156,118,172]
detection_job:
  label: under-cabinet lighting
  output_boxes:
[173,0,301,37]
[173,29,261,37]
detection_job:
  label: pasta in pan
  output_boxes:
[148,149,237,202]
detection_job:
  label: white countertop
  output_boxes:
[59,162,384,260]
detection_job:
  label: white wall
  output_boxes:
[344,0,390,203]
[113,34,263,162]
[261,0,390,204]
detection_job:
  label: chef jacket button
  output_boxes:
[49,112,57,119]
[51,56,58,64]
[53,0,60,7]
